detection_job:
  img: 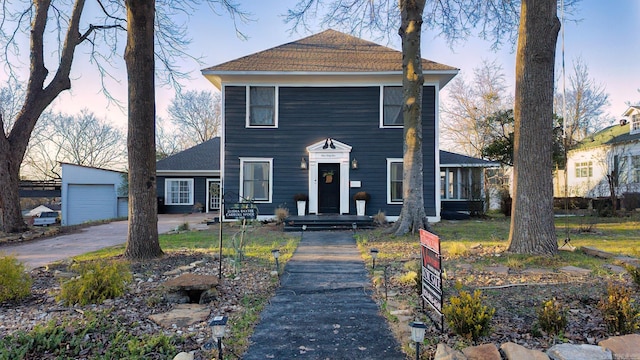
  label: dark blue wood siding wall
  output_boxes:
[157,176,209,214]
[224,85,437,217]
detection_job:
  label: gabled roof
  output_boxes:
[573,122,640,151]
[623,105,640,117]
[156,137,220,172]
[203,29,457,74]
[439,150,499,167]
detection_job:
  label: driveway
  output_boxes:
[0,213,212,269]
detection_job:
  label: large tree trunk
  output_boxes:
[507,0,560,255]
[0,0,84,233]
[124,0,162,259]
[389,0,428,236]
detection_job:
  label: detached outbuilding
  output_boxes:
[60,163,127,226]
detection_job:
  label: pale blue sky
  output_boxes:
[14,0,640,130]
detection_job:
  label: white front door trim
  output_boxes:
[306,138,352,214]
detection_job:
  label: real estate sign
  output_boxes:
[420,229,443,329]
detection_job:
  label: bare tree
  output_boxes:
[23,110,126,179]
[507,0,561,255]
[0,81,24,135]
[0,0,248,239]
[442,59,513,157]
[554,56,610,146]
[156,117,186,160]
[286,0,522,235]
[168,90,221,148]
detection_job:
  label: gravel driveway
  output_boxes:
[0,213,212,269]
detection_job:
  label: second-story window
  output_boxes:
[382,86,403,127]
[575,161,593,178]
[247,86,277,127]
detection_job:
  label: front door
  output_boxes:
[318,163,340,214]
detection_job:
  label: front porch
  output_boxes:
[283,214,375,232]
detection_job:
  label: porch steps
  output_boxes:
[283,215,375,232]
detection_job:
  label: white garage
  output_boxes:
[61,163,127,226]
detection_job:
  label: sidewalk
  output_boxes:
[243,231,404,359]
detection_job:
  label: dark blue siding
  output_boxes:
[224,85,437,217]
[157,176,210,214]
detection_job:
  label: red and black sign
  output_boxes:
[420,229,443,329]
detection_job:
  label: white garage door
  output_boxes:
[67,184,116,225]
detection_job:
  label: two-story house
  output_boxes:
[562,105,640,200]
[201,29,459,222]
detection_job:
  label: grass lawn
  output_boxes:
[357,213,640,274]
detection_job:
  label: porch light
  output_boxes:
[351,157,358,170]
[370,248,379,269]
[409,321,427,360]
[209,315,228,359]
[300,157,307,170]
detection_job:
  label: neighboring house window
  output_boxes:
[387,159,403,203]
[575,161,593,178]
[247,86,277,127]
[165,179,194,205]
[632,114,640,133]
[632,155,640,183]
[381,86,403,127]
[240,158,272,202]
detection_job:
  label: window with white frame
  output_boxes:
[632,155,640,183]
[247,86,277,127]
[240,158,272,202]
[632,114,640,133]
[381,86,403,127]
[165,179,194,205]
[575,161,593,178]
[387,159,403,203]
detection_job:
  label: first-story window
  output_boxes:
[632,155,640,183]
[165,179,194,205]
[240,158,272,202]
[575,161,593,178]
[387,159,403,203]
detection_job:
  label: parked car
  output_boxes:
[33,211,60,226]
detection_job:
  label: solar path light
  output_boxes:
[271,249,281,274]
[209,315,228,359]
[370,248,379,269]
[409,321,427,360]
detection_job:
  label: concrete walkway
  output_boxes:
[0,213,211,269]
[243,231,404,359]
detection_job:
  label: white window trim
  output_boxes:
[239,157,273,203]
[245,86,279,128]
[387,158,403,204]
[164,178,194,205]
[379,86,403,128]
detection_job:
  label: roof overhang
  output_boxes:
[202,70,459,90]
[441,162,500,168]
[156,170,220,177]
[623,106,640,117]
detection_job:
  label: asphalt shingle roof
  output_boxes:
[440,150,498,167]
[203,29,457,73]
[156,137,220,171]
[574,123,640,151]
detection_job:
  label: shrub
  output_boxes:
[499,188,511,217]
[627,265,640,288]
[598,283,640,334]
[274,207,289,224]
[373,210,387,225]
[443,285,495,341]
[623,192,640,211]
[58,260,132,306]
[537,298,568,336]
[0,254,32,302]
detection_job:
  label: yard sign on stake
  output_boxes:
[420,228,444,331]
